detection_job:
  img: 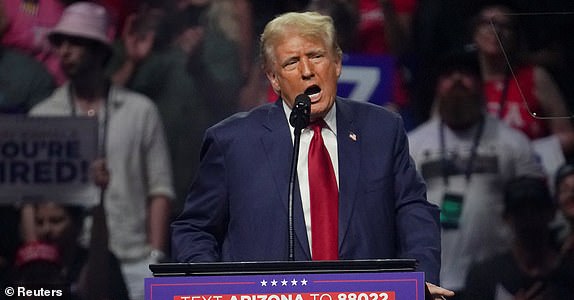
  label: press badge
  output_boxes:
[440,192,463,230]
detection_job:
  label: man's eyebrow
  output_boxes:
[307,49,326,55]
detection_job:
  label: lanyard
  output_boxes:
[439,117,485,186]
[68,83,110,158]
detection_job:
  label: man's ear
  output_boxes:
[335,57,342,78]
[266,71,280,93]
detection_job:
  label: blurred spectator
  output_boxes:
[206,0,253,82]
[28,3,174,299]
[13,202,130,299]
[99,0,139,37]
[109,3,165,87]
[470,2,574,161]
[0,46,55,114]
[359,0,416,113]
[355,0,416,56]
[109,3,196,212]
[306,0,358,52]
[196,0,251,118]
[410,0,477,124]
[150,0,253,101]
[110,1,251,212]
[0,2,55,113]
[12,241,65,293]
[555,163,574,255]
[0,3,55,289]
[408,50,545,299]
[0,0,67,84]
[465,177,574,300]
[0,0,135,85]
[412,1,515,117]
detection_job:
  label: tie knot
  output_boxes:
[310,119,326,133]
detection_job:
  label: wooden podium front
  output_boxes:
[145,260,425,300]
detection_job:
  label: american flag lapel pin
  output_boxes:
[349,132,357,141]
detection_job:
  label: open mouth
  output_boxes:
[304,85,321,102]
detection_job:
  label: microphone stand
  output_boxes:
[288,128,302,261]
[287,94,310,261]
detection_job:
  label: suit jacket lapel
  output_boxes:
[261,99,311,259]
[336,99,361,252]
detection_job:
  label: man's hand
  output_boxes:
[426,282,455,300]
[90,158,110,190]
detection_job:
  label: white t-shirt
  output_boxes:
[408,115,545,291]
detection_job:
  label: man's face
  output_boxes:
[266,30,342,121]
[35,203,77,251]
[473,6,516,57]
[436,69,484,130]
[52,35,100,78]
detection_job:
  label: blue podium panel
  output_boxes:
[145,271,424,300]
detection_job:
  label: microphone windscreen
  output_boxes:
[289,94,311,130]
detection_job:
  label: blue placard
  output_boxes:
[0,116,99,205]
[338,54,396,106]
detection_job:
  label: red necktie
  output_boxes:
[308,120,339,260]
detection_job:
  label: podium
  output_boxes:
[145,260,425,300]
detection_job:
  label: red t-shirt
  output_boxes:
[484,65,549,139]
[357,0,416,54]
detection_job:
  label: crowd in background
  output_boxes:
[1,0,574,299]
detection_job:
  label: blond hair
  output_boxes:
[207,0,240,42]
[260,11,342,71]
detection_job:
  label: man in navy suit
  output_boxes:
[171,11,451,298]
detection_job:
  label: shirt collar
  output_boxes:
[282,99,337,135]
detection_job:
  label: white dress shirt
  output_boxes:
[283,101,339,254]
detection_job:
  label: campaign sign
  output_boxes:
[338,54,395,105]
[145,272,424,300]
[0,116,98,206]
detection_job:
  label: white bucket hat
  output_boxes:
[48,2,111,47]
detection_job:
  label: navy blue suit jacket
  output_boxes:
[171,98,441,283]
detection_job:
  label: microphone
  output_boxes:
[287,94,311,261]
[289,94,311,133]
